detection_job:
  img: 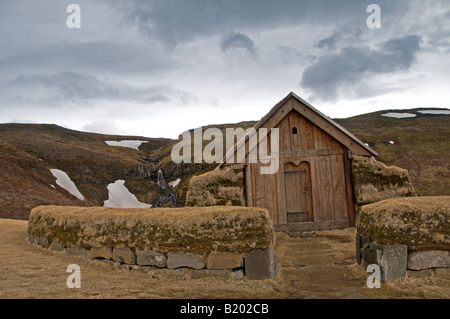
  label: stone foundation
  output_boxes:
[357,236,450,282]
[27,205,277,280]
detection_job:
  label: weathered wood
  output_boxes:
[330,154,348,221]
[312,125,322,151]
[311,156,323,222]
[283,162,313,224]
[245,164,253,207]
[279,149,345,162]
[277,115,292,154]
[274,220,350,232]
[233,93,376,231]
[288,112,301,151]
[264,170,278,223]
[253,163,264,208]
[276,164,287,224]
[319,156,334,221]
[298,116,314,150]
[344,152,356,226]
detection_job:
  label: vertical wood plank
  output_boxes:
[287,112,298,151]
[320,131,333,151]
[254,163,265,208]
[313,126,322,151]
[311,156,323,221]
[301,161,314,222]
[344,153,356,226]
[251,163,260,207]
[277,162,287,224]
[299,116,314,150]
[245,164,253,207]
[277,117,291,154]
[264,171,277,223]
[319,155,333,221]
[330,154,348,221]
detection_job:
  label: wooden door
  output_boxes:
[284,162,313,223]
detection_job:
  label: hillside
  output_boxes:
[0,122,254,220]
[0,108,448,220]
[334,108,450,197]
[0,124,172,219]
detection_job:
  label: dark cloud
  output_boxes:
[220,31,258,60]
[117,0,402,50]
[315,35,336,50]
[2,72,195,107]
[301,35,422,100]
[0,41,174,76]
[0,0,447,137]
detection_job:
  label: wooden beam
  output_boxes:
[274,220,350,232]
[344,151,356,226]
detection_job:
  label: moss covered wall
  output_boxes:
[27,205,274,254]
[357,196,450,252]
[185,165,245,207]
[351,155,415,208]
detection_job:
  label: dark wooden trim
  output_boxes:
[274,220,350,232]
[344,151,356,226]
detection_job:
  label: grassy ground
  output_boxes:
[1,218,449,299]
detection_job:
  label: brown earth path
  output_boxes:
[0,218,448,299]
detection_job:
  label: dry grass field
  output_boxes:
[1,218,449,299]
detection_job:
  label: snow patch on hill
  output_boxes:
[50,169,85,201]
[418,110,450,115]
[105,140,148,150]
[381,112,417,119]
[169,178,181,188]
[103,180,152,208]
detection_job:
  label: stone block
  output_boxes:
[113,247,136,264]
[232,269,244,280]
[49,242,64,252]
[374,243,407,282]
[65,247,86,256]
[191,269,231,279]
[90,246,112,260]
[28,235,39,245]
[244,248,276,280]
[206,252,243,270]
[136,250,167,268]
[167,253,205,270]
[361,242,378,265]
[407,250,450,270]
[38,237,50,248]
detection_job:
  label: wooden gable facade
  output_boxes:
[228,92,378,231]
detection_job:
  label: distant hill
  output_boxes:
[334,108,450,197]
[0,107,448,220]
[0,124,172,219]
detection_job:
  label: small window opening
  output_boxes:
[292,127,298,135]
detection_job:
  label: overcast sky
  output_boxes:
[1,0,449,138]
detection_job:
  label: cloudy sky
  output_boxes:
[0,0,449,138]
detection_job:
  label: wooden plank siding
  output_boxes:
[245,107,353,229]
